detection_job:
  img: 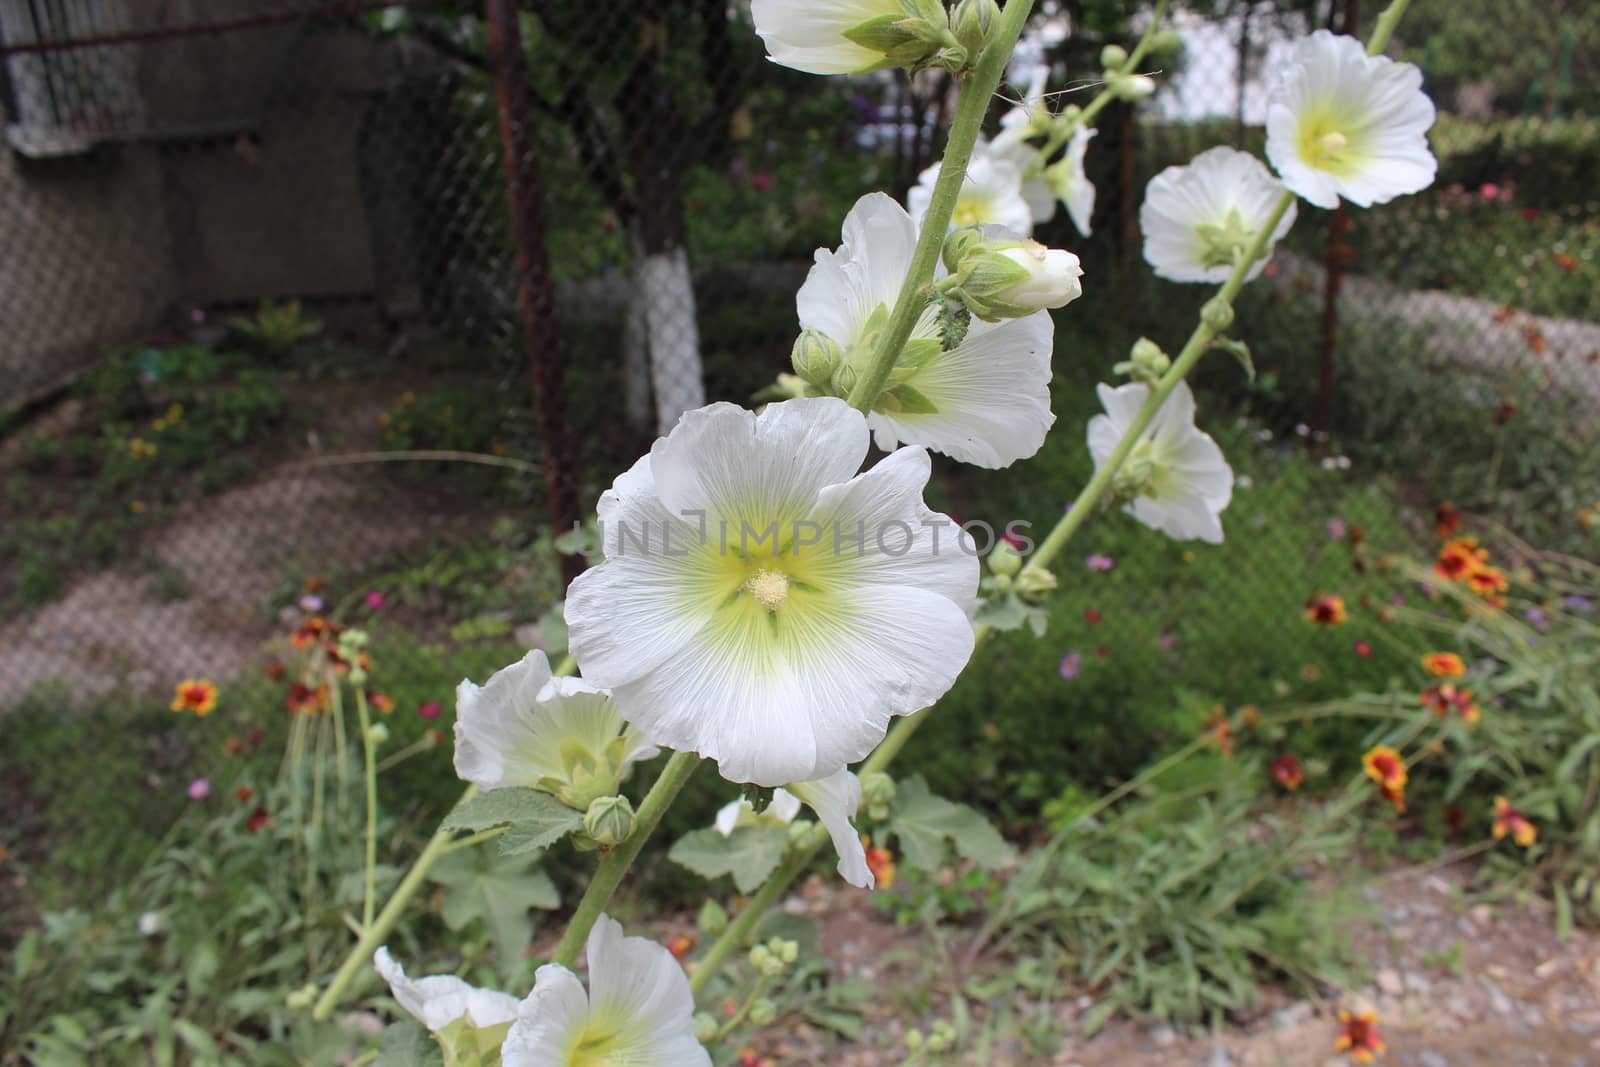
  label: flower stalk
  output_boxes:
[845,0,1038,413]
[354,686,379,931]
[550,750,701,967]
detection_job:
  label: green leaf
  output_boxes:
[427,848,559,964]
[1209,336,1255,383]
[442,788,583,853]
[378,1022,444,1067]
[889,775,1017,872]
[668,826,790,893]
[974,583,1048,636]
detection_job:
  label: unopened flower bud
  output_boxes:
[694,1013,719,1043]
[951,0,998,54]
[365,722,389,746]
[1114,337,1171,383]
[993,243,1084,312]
[770,937,799,965]
[944,230,1083,321]
[698,899,728,937]
[582,795,635,848]
[286,984,318,1010]
[831,363,859,397]
[1201,295,1235,332]
[1100,43,1128,69]
[860,771,896,810]
[748,944,777,975]
[748,998,777,1026]
[988,540,1023,577]
[1118,73,1156,99]
[790,329,842,389]
[1015,566,1058,603]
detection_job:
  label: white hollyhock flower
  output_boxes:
[798,193,1056,468]
[786,769,873,888]
[992,68,1058,225]
[1087,381,1234,544]
[454,650,658,809]
[1140,146,1299,284]
[1044,126,1096,236]
[502,915,708,1067]
[374,947,520,1033]
[751,0,906,76]
[713,769,873,888]
[565,397,978,787]
[909,148,1036,236]
[1265,29,1437,209]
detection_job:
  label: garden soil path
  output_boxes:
[746,860,1600,1066]
[0,383,481,704]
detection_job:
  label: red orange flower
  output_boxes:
[289,616,327,649]
[667,934,695,960]
[1204,710,1235,756]
[1492,796,1537,848]
[1304,593,1347,626]
[170,678,219,716]
[1421,652,1465,678]
[1380,783,1407,813]
[864,841,897,889]
[285,682,328,714]
[1434,537,1486,582]
[367,690,395,714]
[1271,754,1304,791]
[1336,1009,1386,1062]
[1434,503,1462,538]
[1465,564,1509,605]
[223,735,246,756]
[245,806,271,834]
[1363,745,1407,791]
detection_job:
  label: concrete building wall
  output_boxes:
[0,10,418,410]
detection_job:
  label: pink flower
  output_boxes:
[1086,554,1116,572]
[1058,652,1082,679]
[1157,633,1176,650]
[751,172,776,192]
[418,701,442,720]
[1327,517,1347,541]
[187,778,212,800]
[298,594,324,613]
[1479,182,1501,201]
[365,590,387,611]
[1353,640,1373,658]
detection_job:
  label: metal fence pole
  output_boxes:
[484,0,583,587]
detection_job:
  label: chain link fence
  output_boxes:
[1,1,1595,778]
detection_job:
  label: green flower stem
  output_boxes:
[551,750,702,967]
[311,654,579,1020]
[1035,0,1170,160]
[312,785,479,1020]
[845,0,1039,414]
[1025,189,1296,578]
[688,826,826,997]
[1366,0,1414,56]
[354,686,379,932]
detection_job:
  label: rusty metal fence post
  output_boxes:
[484,0,583,587]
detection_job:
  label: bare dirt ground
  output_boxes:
[739,861,1600,1067]
[0,380,489,702]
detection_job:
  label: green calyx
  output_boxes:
[1112,337,1172,384]
[537,733,638,812]
[1194,207,1262,270]
[843,1,959,73]
[1111,442,1164,502]
[435,1018,513,1067]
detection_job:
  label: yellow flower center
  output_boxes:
[1295,105,1364,176]
[746,568,790,611]
[952,195,983,228]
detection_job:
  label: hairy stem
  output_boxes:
[354,686,379,932]
[845,0,1039,413]
[551,750,702,967]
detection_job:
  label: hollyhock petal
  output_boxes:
[374,947,519,1033]
[786,769,873,888]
